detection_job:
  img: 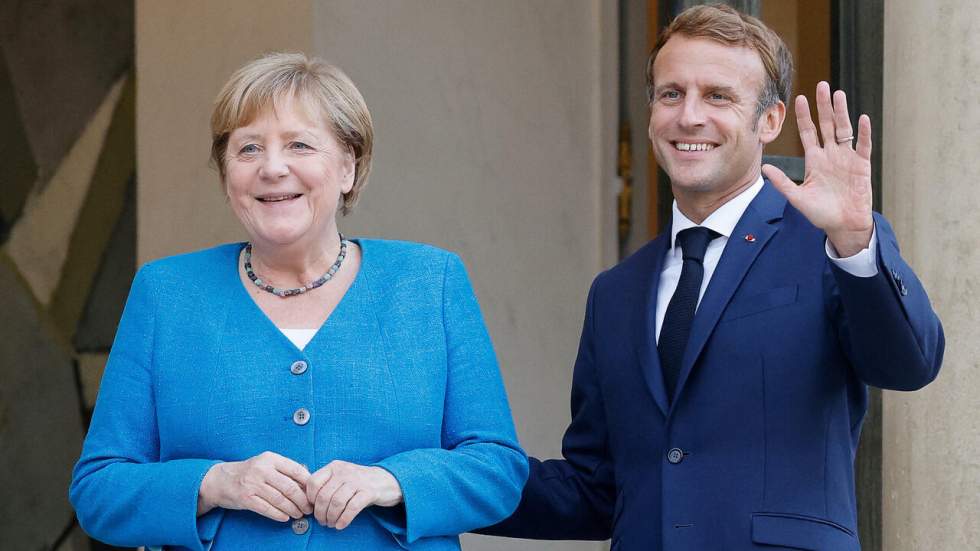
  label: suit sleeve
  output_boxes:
[477,276,615,540]
[829,213,944,390]
[69,266,223,550]
[370,253,529,545]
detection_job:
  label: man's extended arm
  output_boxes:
[764,82,943,390]
[828,213,944,390]
[477,279,616,540]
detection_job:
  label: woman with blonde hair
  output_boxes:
[70,52,527,550]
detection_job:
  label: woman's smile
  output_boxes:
[223,95,355,248]
[255,192,304,203]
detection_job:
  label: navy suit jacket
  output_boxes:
[482,182,943,550]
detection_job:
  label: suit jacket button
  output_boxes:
[292,517,310,535]
[667,448,684,464]
[293,408,310,425]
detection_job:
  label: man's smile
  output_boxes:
[673,141,716,151]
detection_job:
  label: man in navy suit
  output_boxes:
[480,5,943,550]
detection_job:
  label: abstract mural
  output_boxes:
[0,1,135,549]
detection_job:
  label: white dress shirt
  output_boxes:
[655,176,878,342]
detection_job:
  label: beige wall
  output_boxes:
[313,0,610,300]
[137,2,617,550]
[882,0,980,548]
[136,0,313,263]
[310,3,615,549]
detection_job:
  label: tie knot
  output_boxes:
[676,227,719,263]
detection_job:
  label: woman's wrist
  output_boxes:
[370,466,404,507]
[197,462,226,516]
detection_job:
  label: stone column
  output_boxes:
[881,1,980,549]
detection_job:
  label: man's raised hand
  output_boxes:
[763,81,874,257]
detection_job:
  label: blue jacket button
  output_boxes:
[292,517,310,534]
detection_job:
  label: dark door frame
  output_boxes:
[832,4,885,551]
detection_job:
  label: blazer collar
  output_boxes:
[671,181,786,410]
[636,181,787,417]
[634,233,672,416]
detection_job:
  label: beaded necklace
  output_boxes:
[244,235,348,298]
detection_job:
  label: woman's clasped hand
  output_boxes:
[198,452,402,530]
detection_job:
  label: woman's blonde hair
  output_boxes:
[210,52,373,214]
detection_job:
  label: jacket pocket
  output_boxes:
[751,512,857,550]
[722,284,798,321]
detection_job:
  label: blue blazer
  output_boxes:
[485,183,943,550]
[70,239,528,551]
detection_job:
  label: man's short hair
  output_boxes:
[646,4,794,120]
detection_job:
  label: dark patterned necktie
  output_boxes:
[658,226,720,403]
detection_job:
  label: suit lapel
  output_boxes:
[670,182,787,410]
[634,234,671,417]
